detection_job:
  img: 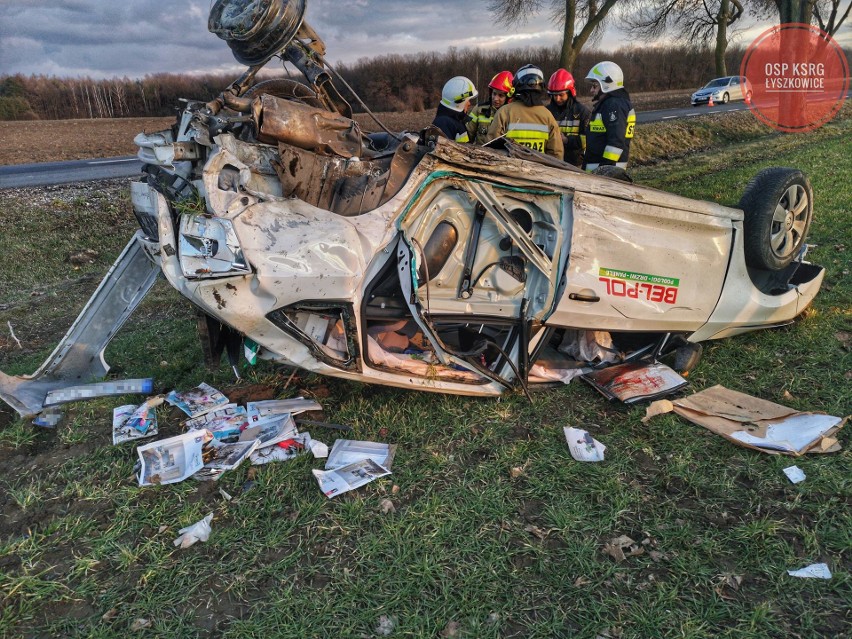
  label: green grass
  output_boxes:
[0,113,850,638]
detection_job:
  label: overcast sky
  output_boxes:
[1,1,849,79]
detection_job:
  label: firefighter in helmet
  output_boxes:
[431,76,478,143]
[583,61,636,172]
[467,71,513,145]
[486,64,563,159]
[546,68,591,167]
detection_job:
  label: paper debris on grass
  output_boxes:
[247,398,322,425]
[113,403,158,445]
[239,414,297,448]
[194,439,258,480]
[528,363,589,384]
[581,361,688,404]
[173,513,213,549]
[313,458,391,498]
[166,383,228,418]
[249,434,308,465]
[668,385,846,455]
[564,427,606,462]
[137,430,210,486]
[783,465,806,484]
[325,439,397,471]
[787,563,832,579]
[185,404,248,441]
[642,399,674,423]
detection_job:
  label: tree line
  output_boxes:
[0,43,758,121]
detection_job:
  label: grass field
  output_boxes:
[0,111,850,638]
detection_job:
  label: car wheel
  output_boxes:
[721,92,730,104]
[739,168,814,271]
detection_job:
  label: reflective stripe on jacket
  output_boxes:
[467,104,495,145]
[432,103,472,143]
[584,89,635,171]
[486,101,564,159]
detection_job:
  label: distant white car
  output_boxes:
[691,76,752,106]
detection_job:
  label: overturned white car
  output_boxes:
[0,0,824,416]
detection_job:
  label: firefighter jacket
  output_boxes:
[547,98,591,167]
[432,103,472,143]
[467,103,498,145]
[486,101,564,159]
[584,89,635,171]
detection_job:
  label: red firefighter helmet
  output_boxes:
[489,70,514,96]
[548,69,576,96]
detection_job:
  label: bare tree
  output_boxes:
[488,0,623,72]
[622,0,743,75]
[812,0,851,34]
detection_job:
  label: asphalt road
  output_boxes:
[0,101,771,189]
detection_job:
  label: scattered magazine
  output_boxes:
[113,403,158,445]
[247,398,322,425]
[250,434,309,465]
[312,458,391,498]
[238,414,298,448]
[137,430,210,486]
[325,439,397,471]
[194,439,258,481]
[166,383,229,418]
[581,361,688,404]
[185,404,249,442]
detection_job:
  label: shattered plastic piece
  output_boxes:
[173,513,214,549]
[787,563,831,579]
[113,403,159,445]
[244,338,260,365]
[166,383,228,418]
[564,427,606,462]
[32,406,63,428]
[313,458,391,498]
[45,378,154,406]
[380,498,396,514]
[219,488,233,501]
[326,439,397,471]
[137,430,210,486]
[783,465,806,484]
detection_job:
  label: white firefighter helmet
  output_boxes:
[440,76,478,112]
[585,61,624,93]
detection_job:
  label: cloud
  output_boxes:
[1,0,848,79]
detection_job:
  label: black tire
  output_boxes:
[721,92,730,104]
[739,167,813,271]
[592,165,633,183]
